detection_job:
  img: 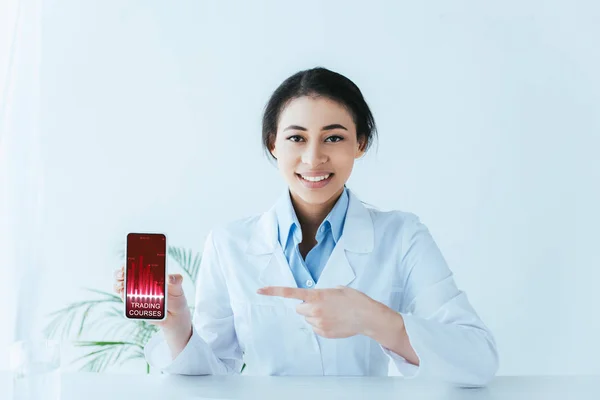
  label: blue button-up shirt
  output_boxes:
[275,186,349,289]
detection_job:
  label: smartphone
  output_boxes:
[124,233,167,321]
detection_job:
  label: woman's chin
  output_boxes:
[290,181,344,204]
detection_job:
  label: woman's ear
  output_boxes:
[355,137,367,159]
[268,134,278,159]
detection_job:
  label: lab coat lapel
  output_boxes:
[313,235,355,289]
[246,198,298,289]
[259,246,299,289]
[246,187,374,290]
[315,188,374,289]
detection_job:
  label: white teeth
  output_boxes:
[300,174,330,182]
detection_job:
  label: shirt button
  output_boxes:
[305,279,314,288]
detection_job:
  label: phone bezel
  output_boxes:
[123,232,168,322]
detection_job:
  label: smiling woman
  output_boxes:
[262,68,376,217]
[130,67,499,387]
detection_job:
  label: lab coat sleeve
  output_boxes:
[380,214,499,387]
[144,230,243,375]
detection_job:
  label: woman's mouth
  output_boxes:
[295,173,334,189]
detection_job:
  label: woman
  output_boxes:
[114,67,498,387]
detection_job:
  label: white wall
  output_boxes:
[1,0,43,371]
[0,0,20,369]
[1,0,599,375]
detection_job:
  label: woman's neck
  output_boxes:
[290,187,344,236]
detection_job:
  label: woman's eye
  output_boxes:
[325,135,344,143]
[287,135,343,143]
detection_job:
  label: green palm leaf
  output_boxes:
[73,341,142,373]
[44,298,119,339]
[84,288,123,302]
[168,246,202,283]
[116,348,145,366]
[44,241,203,373]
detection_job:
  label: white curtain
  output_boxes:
[0,0,43,370]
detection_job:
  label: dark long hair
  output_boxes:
[262,67,378,161]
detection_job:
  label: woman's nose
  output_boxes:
[301,144,328,166]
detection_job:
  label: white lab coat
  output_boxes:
[144,188,499,387]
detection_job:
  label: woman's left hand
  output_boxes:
[257,285,379,338]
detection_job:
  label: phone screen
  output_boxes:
[125,233,167,320]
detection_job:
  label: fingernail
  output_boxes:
[256,288,265,294]
[169,275,175,283]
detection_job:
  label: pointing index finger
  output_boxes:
[257,286,314,301]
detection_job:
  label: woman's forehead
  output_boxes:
[278,96,354,127]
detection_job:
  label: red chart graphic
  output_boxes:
[126,234,166,319]
[127,255,165,300]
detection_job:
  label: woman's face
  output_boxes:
[270,96,365,207]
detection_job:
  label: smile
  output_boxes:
[299,174,330,182]
[296,173,334,189]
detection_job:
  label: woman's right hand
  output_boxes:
[113,266,192,332]
[114,266,194,359]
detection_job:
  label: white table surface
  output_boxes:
[1,372,600,400]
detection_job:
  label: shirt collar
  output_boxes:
[276,188,302,246]
[275,185,349,246]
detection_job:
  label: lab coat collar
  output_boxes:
[246,187,374,290]
[275,185,349,247]
[247,186,374,256]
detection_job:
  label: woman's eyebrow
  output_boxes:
[283,125,307,132]
[322,124,348,131]
[283,124,348,132]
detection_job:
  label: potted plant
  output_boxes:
[44,245,201,373]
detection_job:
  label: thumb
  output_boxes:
[168,274,185,296]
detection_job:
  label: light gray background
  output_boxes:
[1,0,599,376]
